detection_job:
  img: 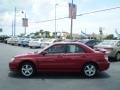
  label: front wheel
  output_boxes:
[83,63,97,77]
[20,62,35,77]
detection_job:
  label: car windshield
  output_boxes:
[80,39,90,43]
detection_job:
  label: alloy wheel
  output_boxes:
[83,64,96,77]
[21,63,34,77]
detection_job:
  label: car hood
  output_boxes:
[14,51,39,58]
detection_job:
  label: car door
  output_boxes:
[61,44,88,72]
[37,44,66,72]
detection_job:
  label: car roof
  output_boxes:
[53,42,82,45]
[41,41,95,53]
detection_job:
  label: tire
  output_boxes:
[20,62,35,77]
[116,52,120,61]
[83,63,97,77]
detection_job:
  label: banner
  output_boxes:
[0,28,2,32]
[69,3,77,19]
[22,18,28,27]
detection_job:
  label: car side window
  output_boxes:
[65,44,85,53]
[46,44,65,54]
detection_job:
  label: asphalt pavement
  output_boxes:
[0,43,120,90]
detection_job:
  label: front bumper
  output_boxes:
[9,61,19,72]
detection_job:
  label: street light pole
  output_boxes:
[12,20,14,36]
[14,7,16,36]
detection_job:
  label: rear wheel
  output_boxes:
[83,63,97,77]
[20,62,35,77]
[116,52,120,61]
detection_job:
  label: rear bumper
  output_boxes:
[98,62,110,71]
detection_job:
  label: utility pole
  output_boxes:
[22,11,28,35]
[70,0,73,40]
[12,20,14,36]
[24,12,26,35]
[55,4,58,38]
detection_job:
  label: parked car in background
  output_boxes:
[17,37,25,46]
[40,38,61,48]
[21,38,32,47]
[28,38,43,48]
[79,39,100,48]
[7,37,19,45]
[9,42,110,77]
[94,40,120,61]
[0,35,10,43]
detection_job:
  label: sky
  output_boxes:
[0,0,120,36]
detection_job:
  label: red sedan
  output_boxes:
[9,42,110,77]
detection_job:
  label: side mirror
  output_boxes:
[41,51,48,56]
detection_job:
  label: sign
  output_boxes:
[0,28,2,32]
[99,27,103,35]
[22,18,28,27]
[69,3,77,19]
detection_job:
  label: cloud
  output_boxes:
[0,0,120,36]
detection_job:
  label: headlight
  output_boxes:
[10,58,15,62]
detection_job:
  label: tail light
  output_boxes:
[104,48,113,54]
[104,48,113,51]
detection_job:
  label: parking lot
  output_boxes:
[0,43,120,90]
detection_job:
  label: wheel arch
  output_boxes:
[19,60,37,72]
[83,61,99,71]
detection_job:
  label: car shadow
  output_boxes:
[8,72,110,80]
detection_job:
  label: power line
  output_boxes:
[29,6,120,23]
[77,6,120,16]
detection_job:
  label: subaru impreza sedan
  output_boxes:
[9,42,110,78]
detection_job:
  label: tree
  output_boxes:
[40,29,44,38]
[34,32,40,38]
[44,31,50,38]
[105,34,114,39]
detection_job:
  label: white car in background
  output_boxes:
[28,38,43,48]
[94,40,120,61]
[7,37,19,45]
[40,38,60,48]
